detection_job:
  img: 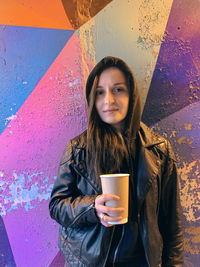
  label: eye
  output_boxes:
[96,89,104,96]
[113,87,123,93]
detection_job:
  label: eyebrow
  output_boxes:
[96,82,126,88]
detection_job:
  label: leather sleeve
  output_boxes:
[159,140,184,267]
[49,141,99,228]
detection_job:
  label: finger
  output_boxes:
[98,212,122,222]
[100,214,123,227]
[99,213,105,220]
[96,206,124,216]
[101,220,113,227]
[102,214,122,223]
[95,194,120,205]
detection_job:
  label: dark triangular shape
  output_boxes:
[61,0,113,29]
[49,250,65,267]
[0,216,16,266]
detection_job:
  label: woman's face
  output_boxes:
[95,67,129,130]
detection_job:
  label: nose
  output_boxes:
[105,90,114,104]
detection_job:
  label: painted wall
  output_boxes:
[0,0,199,266]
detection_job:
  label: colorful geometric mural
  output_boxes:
[142,0,200,126]
[0,0,199,266]
[0,25,74,134]
[152,100,200,267]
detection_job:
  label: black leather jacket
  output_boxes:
[49,122,183,267]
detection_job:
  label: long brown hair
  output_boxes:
[86,57,141,179]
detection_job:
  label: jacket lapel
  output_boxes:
[136,125,165,212]
[73,147,102,194]
[137,145,159,212]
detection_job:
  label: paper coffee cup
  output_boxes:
[100,173,129,225]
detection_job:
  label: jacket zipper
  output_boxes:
[112,224,125,266]
[128,140,151,267]
[111,138,129,266]
[138,216,150,267]
[103,226,115,267]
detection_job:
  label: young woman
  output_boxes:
[49,56,183,267]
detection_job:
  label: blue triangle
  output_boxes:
[0,25,74,134]
[0,216,16,266]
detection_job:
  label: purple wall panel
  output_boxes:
[152,101,200,264]
[142,0,200,126]
[0,216,16,266]
[142,1,200,264]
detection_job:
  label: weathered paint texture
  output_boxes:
[0,0,199,266]
[61,0,112,29]
[0,32,93,266]
[142,0,200,125]
[0,25,74,134]
[77,0,173,109]
[152,101,200,266]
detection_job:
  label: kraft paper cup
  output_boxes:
[100,173,129,225]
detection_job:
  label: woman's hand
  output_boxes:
[95,194,124,227]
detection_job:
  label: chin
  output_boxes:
[104,120,118,125]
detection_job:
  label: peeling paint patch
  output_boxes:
[184,226,200,255]
[179,160,200,222]
[178,136,186,144]
[137,0,172,50]
[5,114,17,126]
[78,17,96,87]
[0,171,56,216]
[178,136,194,145]
[184,123,192,130]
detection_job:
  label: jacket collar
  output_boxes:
[138,122,165,148]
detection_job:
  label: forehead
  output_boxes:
[98,67,127,85]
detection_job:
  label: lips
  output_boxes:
[103,109,118,113]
